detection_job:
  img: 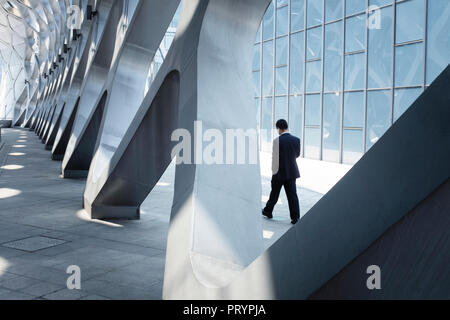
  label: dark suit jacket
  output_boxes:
[272,133,301,181]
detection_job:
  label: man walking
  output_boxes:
[262,119,301,225]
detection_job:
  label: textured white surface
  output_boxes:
[0,0,80,122]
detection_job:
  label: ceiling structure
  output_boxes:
[0,0,85,119]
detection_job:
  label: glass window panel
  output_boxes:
[290,32,304,94]
[395,42,423,87]
[370,0,392,6]
[426,0,450,84]
[346,0,366,16]
[289,95,303,139]
[345,53,365,90]
[323,93,341,162]
[368,6,393,88]
[277,0,288,7]
[344,91,364,127]
[253,44,260,70]
[366,90,391,150]
[324,21,342,92]
[291,0,305,32]
[275,66,288,95]
[394,88,422,122]
[276,5,289,36]
[276,36,288,66]
[307,26,322,60]
[255,23,261,42]
[343,129,363,164]
[325,0,342,22]
[253,71,260,97]
[255,98,261,128]
[345,14,366,53]
[307,0,323,27]
[263,3,274,40]
[261,97,273,151]
[396,0,424,43]
[306,60,321,92]
[262,40,274,96]
[305,127,321,159]
[305,94,321,125]
[275,96,288,123]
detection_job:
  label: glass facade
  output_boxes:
[253,0,450,164]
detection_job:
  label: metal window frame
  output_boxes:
[256,0,431,164]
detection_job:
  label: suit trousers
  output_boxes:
[264,178,300,221]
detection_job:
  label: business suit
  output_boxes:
[263,132,301,222]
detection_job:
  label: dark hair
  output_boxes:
[276,119,288,131]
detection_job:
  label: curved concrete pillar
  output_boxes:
[51,18,96,160]
[35,101,49,133]
[42,104,58,142]
[14,109,26,127]
[37,104,52,137]
[84,0,181,214]
[63,0,178,180]
[13,88,28,126]
[164,0,269,297]
[83,0,269,296]
[35,107,46,134]
[24,107,37,128]
[23,90,39,128]
[30,108,41,130]
[61,0,122,178]
[39,104,55,139]
[37,80,58,137]
[41,72,66,142]
[87,71,180,219]
[36,84,53,135]
[44,41,79,148]
[52,98,81,161]
[41,67,67,140]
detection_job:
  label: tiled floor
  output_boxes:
[0,127,349,299]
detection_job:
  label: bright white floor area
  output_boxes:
[0,128,351,299]
[259,150,351,248]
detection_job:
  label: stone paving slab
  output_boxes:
[2,236,67,252]
[0,128,334,299]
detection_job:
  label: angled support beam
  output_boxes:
[37,106,51,136]
[84,0,181,212]
[45,103,65,151]
[44,42,79,147]
[13,109,26,127]
[23,90,39,128]
[60,0,118,178]
[87,71,180,219]
[52,98,80,161]
[63,91,108,178]
[51,18,95,160]
[30,108,41,131]
[42,105,57,142]
[23,107,37,128]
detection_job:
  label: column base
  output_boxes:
[84,198,140,220]
[62,169,89,179]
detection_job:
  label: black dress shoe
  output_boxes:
[262,209,273,219]
[291,218,299,225]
